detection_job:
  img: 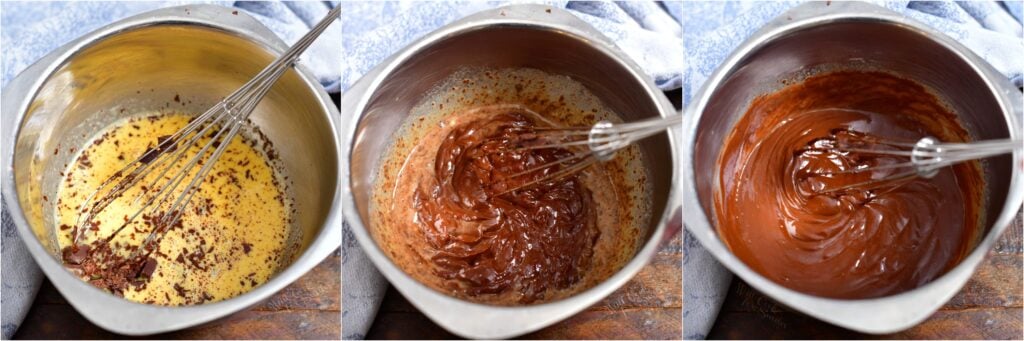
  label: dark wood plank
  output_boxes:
[710,308,1022,340]
[994,209,1023,254]
[13,306,340,340]
[523,309,681,340]
[709,210,1023,339]
[366,234,683,339]
[365,308,682,340]
[717,253,1022,314]
[945,253,1022,309]
[14,248,340,339]
[592,252,683,311]
[257,249,341,312]
[366,311,458,339]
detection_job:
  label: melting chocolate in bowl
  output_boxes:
[714,71,984,299]
[55,113,299,305]
[414,111,599,301]
[370,68,650,305]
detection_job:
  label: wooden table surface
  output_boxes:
[365,233,683,339]
[13,248,340,339]
[709,210,1023,339]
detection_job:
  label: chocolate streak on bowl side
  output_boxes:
[714,71,984,299]
[371,68,650,306]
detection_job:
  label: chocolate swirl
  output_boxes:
[715,71,981,299]
[412,112,599,303]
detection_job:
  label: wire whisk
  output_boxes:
[817,132,1021,193]
[503,114,682,193]
[68,7,340,265]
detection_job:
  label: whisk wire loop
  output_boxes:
[819,136,1021,194]
[501,114,681,194]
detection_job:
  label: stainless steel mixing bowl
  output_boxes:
[341,5,680,339]
[0,5,341,335]
[682,1,1023,334]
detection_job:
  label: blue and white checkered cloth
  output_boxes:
[683,1,1023,339]
[340,1,683,92]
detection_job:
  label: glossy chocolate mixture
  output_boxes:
[715,71,983,299]
[371,68,649,305]
[414,110,599,301]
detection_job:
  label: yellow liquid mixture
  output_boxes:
[55,113,296,305]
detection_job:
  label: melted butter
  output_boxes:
[56,113,295,305]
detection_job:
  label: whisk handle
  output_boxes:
[613,114,684,131]
[914,138,1022,177]
[278,6,341,66]
[221,6,340,118]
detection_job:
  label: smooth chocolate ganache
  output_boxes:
[715,71,983,299]
[371,68,650,305]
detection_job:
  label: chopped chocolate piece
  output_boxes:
[139,257,158,278]
[78,153,93,169]
[173,283,187,297]
[62,244,91,265]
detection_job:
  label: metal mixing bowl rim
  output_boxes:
[0,4,342,335]
[681,1,1023,334]
[341,4,679,338]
